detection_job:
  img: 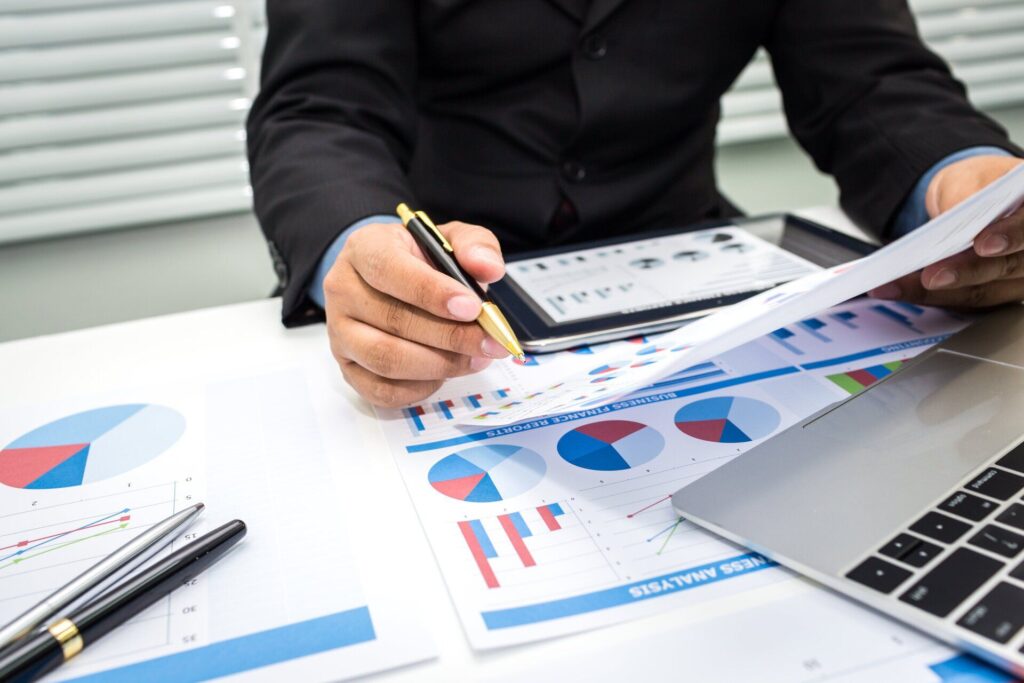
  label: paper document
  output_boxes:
[376,299,969,648]
[463,165,1024,426]
[0,370,434,681]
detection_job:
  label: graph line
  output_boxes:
[0,524,130,570]
[0,508,130,563]
[626,494,671,519]
[656,518,683,555]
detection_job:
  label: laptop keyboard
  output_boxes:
[846,442,1024,650]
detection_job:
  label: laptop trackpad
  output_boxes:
[675,349,1024,577]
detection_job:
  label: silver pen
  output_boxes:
[0,502,204,650]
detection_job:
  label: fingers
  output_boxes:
[871,270,1024,309]
[337,360,444,409]
[331,317,491,382]
[327,260,509,358]
[345,224,482,322]
[973,211,1024,258]
[442,221,506,284]
[920,248,1024,290]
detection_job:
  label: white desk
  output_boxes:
[0,210,981,683]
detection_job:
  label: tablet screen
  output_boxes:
[502,227,821,326]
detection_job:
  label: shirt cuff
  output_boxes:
[308,214,400,309]
[891,146,1015,238]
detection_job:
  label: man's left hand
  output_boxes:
[870,154,1024,308]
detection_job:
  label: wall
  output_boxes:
[2,106,1023,343]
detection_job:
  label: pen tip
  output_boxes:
[194,502,205,511]
[516,354,526,362]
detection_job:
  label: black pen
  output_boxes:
[397,203,526,361]
[0,520,246,683]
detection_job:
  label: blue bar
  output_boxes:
[481,553,775,629]
[465,395,482,409]
[928,654,1011,682]
[509,512,532,538]
[403,408,425,432]
[871,304,923,333]
[435,401,453,420]
[798,318,831,343]
[829,311,858,328]
[548,503,565,516]
[470,519,497,558]
[894,301,926,316]
[769,328,804,355]
[66,607,376,682]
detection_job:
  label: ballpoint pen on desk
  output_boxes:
[396,203,526,361]
[0,519,246,683]
[0,502,205,651]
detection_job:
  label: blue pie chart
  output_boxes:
[557,420,665,471]
[673,396,781,443]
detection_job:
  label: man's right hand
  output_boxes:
[323,220,510,408]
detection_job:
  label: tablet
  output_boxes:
[488,213,876,353]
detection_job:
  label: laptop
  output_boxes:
[672,304,1024,676]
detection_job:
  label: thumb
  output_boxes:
[440,221,506,284]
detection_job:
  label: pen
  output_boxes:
[397,203,526,361]
[0,519,246,683]
[0,502,205,650]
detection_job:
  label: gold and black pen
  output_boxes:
[397,203,525,361]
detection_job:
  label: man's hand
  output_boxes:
[871,155,1024,308]
[324,221,509,407]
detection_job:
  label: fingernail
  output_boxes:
[929,269,957,289]
[470,356,493,372]
[870,283,901,299]
[447,294,480,321]
[481,337,510,358]
[978,234,1010,256]
[471,246,502,267]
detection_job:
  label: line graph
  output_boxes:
[0,508,132,569]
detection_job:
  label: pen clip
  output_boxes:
[416,211,454,253]
[397,203,454,253]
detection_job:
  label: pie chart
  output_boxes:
[673,396,780,443]
[589,361,628,376]
[428,445,545,503]
[557,420,665,471]
[0,404,185,489]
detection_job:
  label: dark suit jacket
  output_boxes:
[247,0,1021,326]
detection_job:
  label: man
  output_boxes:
[247,0,1023,408]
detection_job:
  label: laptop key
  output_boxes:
[879,533,919,560]
[967,468,1024,501]
[899,548,1003,617]
[957,582,1024,644]
[902,539,943,568]
[969,524,1024,559]
[940,491,999,522]
[910,511,971,544]
[997,504,1024,532]
[847,557,912,594]
[1011,561,1024,582]
[996,441,1024,475]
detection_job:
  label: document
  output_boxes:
[463,165,1024,426]
[0,369,435,681]
[376,299,968,648]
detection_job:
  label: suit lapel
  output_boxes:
[583,0,629,32]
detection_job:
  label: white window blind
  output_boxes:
[0,0,1020,244]
[720,0,1024,144]
[0,0,265,243]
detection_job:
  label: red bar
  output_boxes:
[458,521,499,588]
[498,514,536,567]
[537,505,561,531]
[846,369,878,389]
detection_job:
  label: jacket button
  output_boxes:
[582,34,608,60]
[562,160,587,182]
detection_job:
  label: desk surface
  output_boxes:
[0,209,977,683]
